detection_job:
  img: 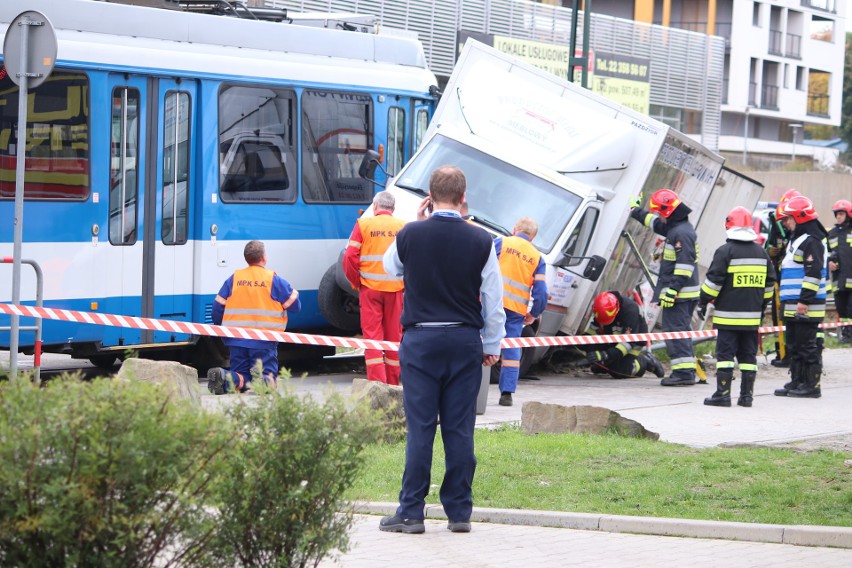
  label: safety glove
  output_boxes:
[586,350,606,365]
[629,194,642,209]
[696,302,707,320]
[659,288,678,308]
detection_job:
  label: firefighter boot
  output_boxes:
[704,370,732,407]
[738,371,756,407]
[788,364,822,398]
[774,360,802,396]
[642,351,666,379]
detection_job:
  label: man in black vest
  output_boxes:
[379,165,506,534]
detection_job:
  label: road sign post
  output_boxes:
[3,10,56,378]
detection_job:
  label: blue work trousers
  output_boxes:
[499,310,525,394]
[396,326,483,522]
[227,345,278,392]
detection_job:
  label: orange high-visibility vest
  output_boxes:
[222,266,288,331]
[357,214,405,292]
[499,235,541,315]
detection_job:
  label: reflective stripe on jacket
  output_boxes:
[497,235,541,315]
[357,214,405,292]
[699,240,776,329]
[780,233,827,321]
[828,223,852,290]
[222,266,289,331]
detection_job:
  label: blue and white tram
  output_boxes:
[0,0,437,367]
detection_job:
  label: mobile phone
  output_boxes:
[426,198,433,213]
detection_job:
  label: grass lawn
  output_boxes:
[347,425,852,527]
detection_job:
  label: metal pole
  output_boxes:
[10,19,31,379]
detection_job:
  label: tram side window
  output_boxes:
[387,107,405,177]
[302,90,373,204]
[415,109,429,153]
[162,91,190,245]
[0,70,90,200]
[109,88,140,245]
[218,84,296,203]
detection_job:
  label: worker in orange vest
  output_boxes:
[208,240,301,394]
[344,191,406,385]
[494,217,548,406]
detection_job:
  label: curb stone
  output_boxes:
[352,501,852,549]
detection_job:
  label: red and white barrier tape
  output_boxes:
[1,302,850,351]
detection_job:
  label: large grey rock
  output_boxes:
[115,358,202,408]
[350,378,405,441]
[521,402,659,440]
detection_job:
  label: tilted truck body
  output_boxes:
[322,40,761,371]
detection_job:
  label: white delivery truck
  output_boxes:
[321,40,762,376]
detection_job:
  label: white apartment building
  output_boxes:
[588,0,847,169]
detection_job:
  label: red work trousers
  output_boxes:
[360,287,403,385]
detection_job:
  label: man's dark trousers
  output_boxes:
[396,326,483,522]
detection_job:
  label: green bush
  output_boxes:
[209,383,383,568]
[0,375,231,567]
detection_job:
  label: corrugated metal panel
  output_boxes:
[266,0,723,151]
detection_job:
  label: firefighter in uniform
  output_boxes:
[774,196,828,398]
[766,189,801,367]
[586,291,666,379]
[697,207,775,407]
[630,188,700,386]
[343,191,406,385]
[208,240,301,394]
[494,217,548,406]
[828,199,852,344]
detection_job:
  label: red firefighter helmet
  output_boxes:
[648,189,682,219]
[592,292,620,326]
[780,188,801,204]
[832,199,852,216]
[775,202,788,220]
[724,206,753,230]
[782,195,818,224]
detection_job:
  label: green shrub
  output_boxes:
[209,383,383,568]
[0,375,231,567]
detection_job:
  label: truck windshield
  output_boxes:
[395,135,581,252]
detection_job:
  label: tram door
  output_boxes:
[106,75,148,346]
[106,77,197,345]
[145,79,198,343]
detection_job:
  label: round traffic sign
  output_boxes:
[3,10,57,89]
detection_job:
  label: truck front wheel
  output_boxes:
[318,264,361,334]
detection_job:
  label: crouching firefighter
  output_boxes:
[697,207,776,407]
[586,291,666,379]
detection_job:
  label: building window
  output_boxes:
[752,2,761,27]
[807,70,830,117]
[0,70,90,200]
[796,66,806,90]
[301,90,373,204]
[218,84,297,203]
[109,87,139,245]
[810,16,834,42]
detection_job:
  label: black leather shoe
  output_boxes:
[379,515,425,534]
[770,358,790,368]
[499,393,513,406]
[447,520,471,533]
